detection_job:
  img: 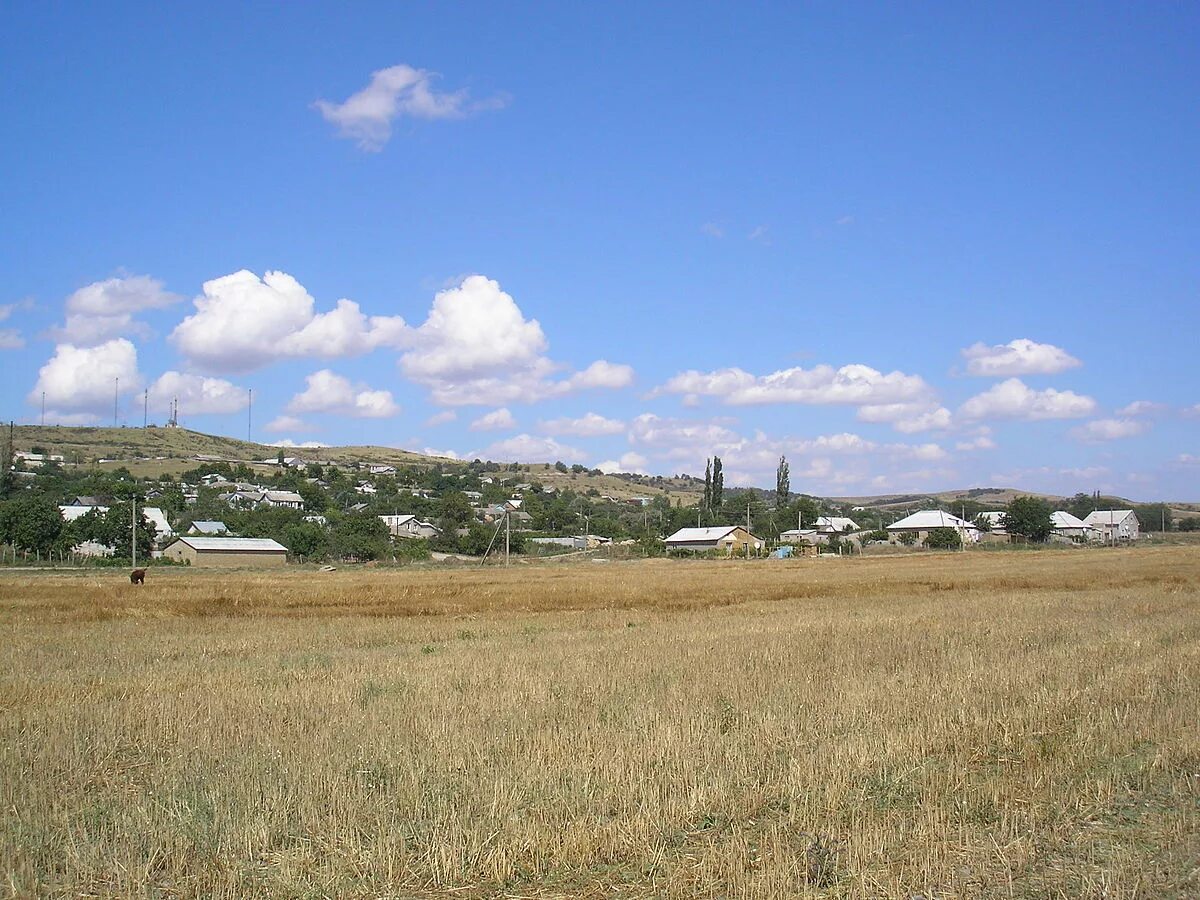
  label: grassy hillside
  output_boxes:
[7,425,702,504]
[9,425,1188,511]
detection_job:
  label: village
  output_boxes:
[0,433,1170,568]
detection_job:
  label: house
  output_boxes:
[814,516,859,534]
[379,514,440,539]
[161,536,289,567]
[1049,511,1099,542]
[14,450,64,467]
[355,482,377,495]
[259,490,304,509]
[665,526,764,555]
[66,496,106,508]
[780,528,820,545]
[59,504,107,523]
[886,511,981,545]
[141,507,174,544]
[1084,509,1140,542]
[369,464,396,476]
[188,520,230,536]
[977,511,1007,534]
[303,514,327,527]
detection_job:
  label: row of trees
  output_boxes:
[0,496,156,558]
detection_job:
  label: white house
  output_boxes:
[188,520,230,535]
[664,526,763,554]
[886,511,980,545]
[369,464,397,476]
[976,511,1007,535]
[1049,511,1099,542]
[141,506,174,544]
[780,528,820,545]
[814,516,860,534]
[1084,510,1140,542]
[379,514,440,539]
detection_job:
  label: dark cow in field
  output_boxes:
[130,568,146,585]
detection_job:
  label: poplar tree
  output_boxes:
[702,458,712,517]
[711,456,724,513]
[775,455,790,508]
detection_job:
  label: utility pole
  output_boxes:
[746,500,751,559]
[504,508,510,567]
[143,389,148,428]
[131,497,137,569]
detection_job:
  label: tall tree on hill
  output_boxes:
[711,456,724,513]
[775,455,790,509]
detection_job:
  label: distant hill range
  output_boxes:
[5,424,1194,513]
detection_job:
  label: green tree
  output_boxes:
[329,512,391,561]
[924,527,962,550]
[711,456,724,512]
[702,459,712,517]
[0,496,64,553]
[1003,496,1054,542]
[775,455,789,509]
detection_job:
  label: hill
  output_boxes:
[5,424,703,504]
[6,424,1191,513]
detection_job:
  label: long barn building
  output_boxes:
[162,536,289,567]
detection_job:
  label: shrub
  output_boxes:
[924,527,962,550]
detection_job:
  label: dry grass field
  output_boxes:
[2,548,1198,898]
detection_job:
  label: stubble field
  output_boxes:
[2,548,1198,898]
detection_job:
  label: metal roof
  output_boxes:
[1050,511,1090,529]
[189,520,229,534]
[1083,510,1135,525]
[887,510,978,530]
[174,536,288,552]
[665,526,741,543]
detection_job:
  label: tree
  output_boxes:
[0,496,64,553]
[924,527,962,550]
[703,459,712,516]
[1003,496,1053,542]
[775,455,790,509]
[329,512,391,561]
[711,456,724,512]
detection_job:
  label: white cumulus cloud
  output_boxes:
[51,274,180,346]
[597,452,649,474]
[265,415,310,434]
[1116,400,1167,417]
[471,433,584,463]
[538,412,625,437]
[147,371,248,416]
[656,363,934,408]
[171,270,408,373]
[425,410,457,427]
[961,338,1081,377]
[399,275,634,406]
[469,407,517,431]
[958,378,1096,421]
[287,369,400,419]
[314,64,506,151]
[856,402,953,433]
[28,339,140,414]
[1070,418,1150,442]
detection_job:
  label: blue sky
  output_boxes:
[1,3,1197,499]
